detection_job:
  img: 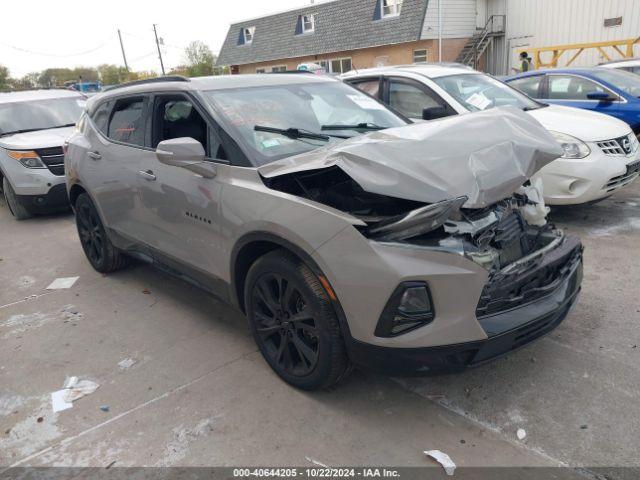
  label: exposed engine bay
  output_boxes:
[264,165,560,274]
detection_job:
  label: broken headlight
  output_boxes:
[375,282,435,337]
[550,131,590,159]
[368,196,468,242]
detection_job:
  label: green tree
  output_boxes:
[97,64,129,85]
[184,41,215,77]
[0,65,10,91]
[38,67,99,87]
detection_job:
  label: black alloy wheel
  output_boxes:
[245,250,350,390]
[252,272,320,376]
[74,193,129,273]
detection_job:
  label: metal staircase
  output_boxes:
[456,15,506,69]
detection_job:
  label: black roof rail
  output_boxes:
[103,76,190,92]
[266,70,316,74]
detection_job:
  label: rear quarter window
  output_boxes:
[90,101,112,135]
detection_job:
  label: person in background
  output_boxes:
[512,52,532,73]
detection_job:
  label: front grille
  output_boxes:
[35,147,65,176]
[603,160,640,192]
[597,134,638,156]
[476,238,583,318]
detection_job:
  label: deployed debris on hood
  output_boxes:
[260,107,563,209]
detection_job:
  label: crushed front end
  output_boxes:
[345,189,583,375]
[259,108,582,375]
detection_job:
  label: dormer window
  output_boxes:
[239,26,255,45]
[302,14,315,33]
[244,27,255,44]
[382,0,403,18]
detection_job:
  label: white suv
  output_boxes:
[0,90,85,219]
[343,65,640,205]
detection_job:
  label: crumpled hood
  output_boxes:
[0,126,75,150]
[259,107,563,209]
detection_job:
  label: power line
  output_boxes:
[0,35,116,58]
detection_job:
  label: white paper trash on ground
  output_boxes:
[425,450,456,476]
[517,428,527,440]
[47,277,80,290]
[63,378,99,402]
[51,390,73,413]
[50,377,100,412]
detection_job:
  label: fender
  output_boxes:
[230,231,355,343]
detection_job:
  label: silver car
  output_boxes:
[65,74,583,390]
[0,90,85,219]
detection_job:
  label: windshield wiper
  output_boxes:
[254,125,332,141]
[0,123,77,137]
[321,122,385,132]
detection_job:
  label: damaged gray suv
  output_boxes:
[65,74,583,390]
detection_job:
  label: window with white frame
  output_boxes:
[244,26,255,44]
[302,14,315,33]
[256,68,266,74]
[330,58,352,74]
[271,65,287,73]
[413,49,428,63]
[382,0,403,18]
[318,60,329,72]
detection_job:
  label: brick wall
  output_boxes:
[234,38,470,74]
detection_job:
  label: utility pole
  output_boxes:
[153,24,166,75]
[438,0,442,62]
[117,29,129,72]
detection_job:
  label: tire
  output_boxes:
[245,249,350,390]
[74,193,129,273]
[2,177,32,220]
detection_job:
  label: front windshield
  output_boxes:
[591,69,640,97]
[0,96,85,136]
[434,73,542,112]
[203,81,407,166]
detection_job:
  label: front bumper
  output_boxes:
[344,236,583,376]
[14,183,70,214]
[535,146,640,205]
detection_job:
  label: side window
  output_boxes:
[90,101,111,134]
[509,76,542,98]
[108,97,146,146]
[388,80,446,119]
[547,75,606,100]
[349,79,381,99]
[153,96,227,160]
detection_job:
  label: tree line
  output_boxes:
[0,41,229,92]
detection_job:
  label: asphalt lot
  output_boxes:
[1,181,639,475]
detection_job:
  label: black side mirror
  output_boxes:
[586,91,615,102]
[422,106,450,120]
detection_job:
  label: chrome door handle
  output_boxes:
[138,170,157,181]
[87,151,101,160]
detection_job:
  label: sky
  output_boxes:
[0,0,324,78]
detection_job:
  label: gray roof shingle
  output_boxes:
[217,0,429,66]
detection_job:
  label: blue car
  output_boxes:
[505,67,640,137]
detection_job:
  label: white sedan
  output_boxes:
[342,65,640,205]
[599,58,640,76]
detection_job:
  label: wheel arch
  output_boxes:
[68,182,88,208]
[230,232,353,342]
